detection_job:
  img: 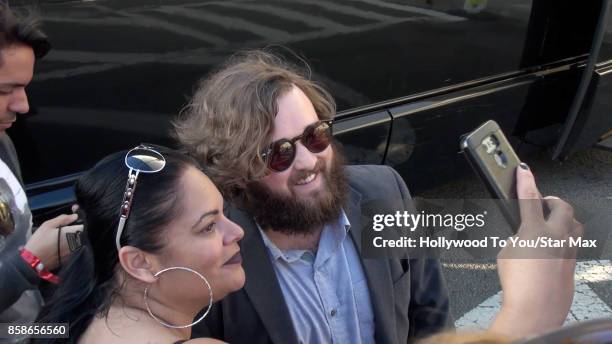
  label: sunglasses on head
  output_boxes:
[261,120,333,172]
[115,144,166,251]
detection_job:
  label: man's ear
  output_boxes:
[117,246,159,284]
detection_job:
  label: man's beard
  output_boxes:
[242,147,349,236]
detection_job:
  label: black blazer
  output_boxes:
[192,165,451,343]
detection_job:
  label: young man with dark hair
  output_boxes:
[0,4,82,331]
[175,50,451,343]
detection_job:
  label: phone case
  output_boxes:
[460,120,521,231]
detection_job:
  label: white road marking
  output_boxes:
[35,64,121,82]
[91,5,228,46]
[455,260,612,330]
[156,6,293,41]
[569,260,612,322]
[443,262,497,270]
[347,0,466,22]
[216,1,353,32]
[291,0,399,22]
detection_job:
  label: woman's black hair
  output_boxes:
[33,146,200,343]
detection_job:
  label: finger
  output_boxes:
[516,163,544,224]
[541,195,558,219]
[71,204,80,213]
[41,214,79,229]
[570,219,584,239]
[572,224,584,243]
[542,197,574,235]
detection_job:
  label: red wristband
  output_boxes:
[19,249,60,284]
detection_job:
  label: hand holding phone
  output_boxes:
[460,120,521,231]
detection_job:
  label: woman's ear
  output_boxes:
[117,246,159,283]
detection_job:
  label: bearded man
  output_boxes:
[175,50,450,344]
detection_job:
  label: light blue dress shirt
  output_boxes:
[259,211,375,344]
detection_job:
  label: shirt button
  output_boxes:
[330,309,337,317]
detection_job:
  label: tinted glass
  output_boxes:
[10,0,597,183]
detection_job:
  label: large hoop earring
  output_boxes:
[143,266,213,329]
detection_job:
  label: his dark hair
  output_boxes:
[0,3,50,60]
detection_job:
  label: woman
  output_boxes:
[33,145,245,344]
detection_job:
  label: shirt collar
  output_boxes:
[258,209,351,263]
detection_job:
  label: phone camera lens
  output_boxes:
[494,150,508,168]
[481,134,500,154]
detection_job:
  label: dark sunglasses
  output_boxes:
[115,144,166,250]
[261,120,333,172]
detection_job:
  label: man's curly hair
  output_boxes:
[173,50,336,200]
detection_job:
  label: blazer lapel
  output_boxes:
[346,187,396,344]
[229,206,298,344]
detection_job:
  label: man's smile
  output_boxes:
[295,172,317,185]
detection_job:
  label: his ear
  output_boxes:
[117,246,159,284]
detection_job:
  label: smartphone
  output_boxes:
[460,120,521,231]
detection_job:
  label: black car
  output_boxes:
[8,0,612,223]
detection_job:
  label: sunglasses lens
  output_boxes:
[303,122,331,153]
[264,121,332,172]
[118,145,166,251]
[125,148,166,172]
[269,140,295,172]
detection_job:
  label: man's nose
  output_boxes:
[8,88,29,114]
[292,142,317,171]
